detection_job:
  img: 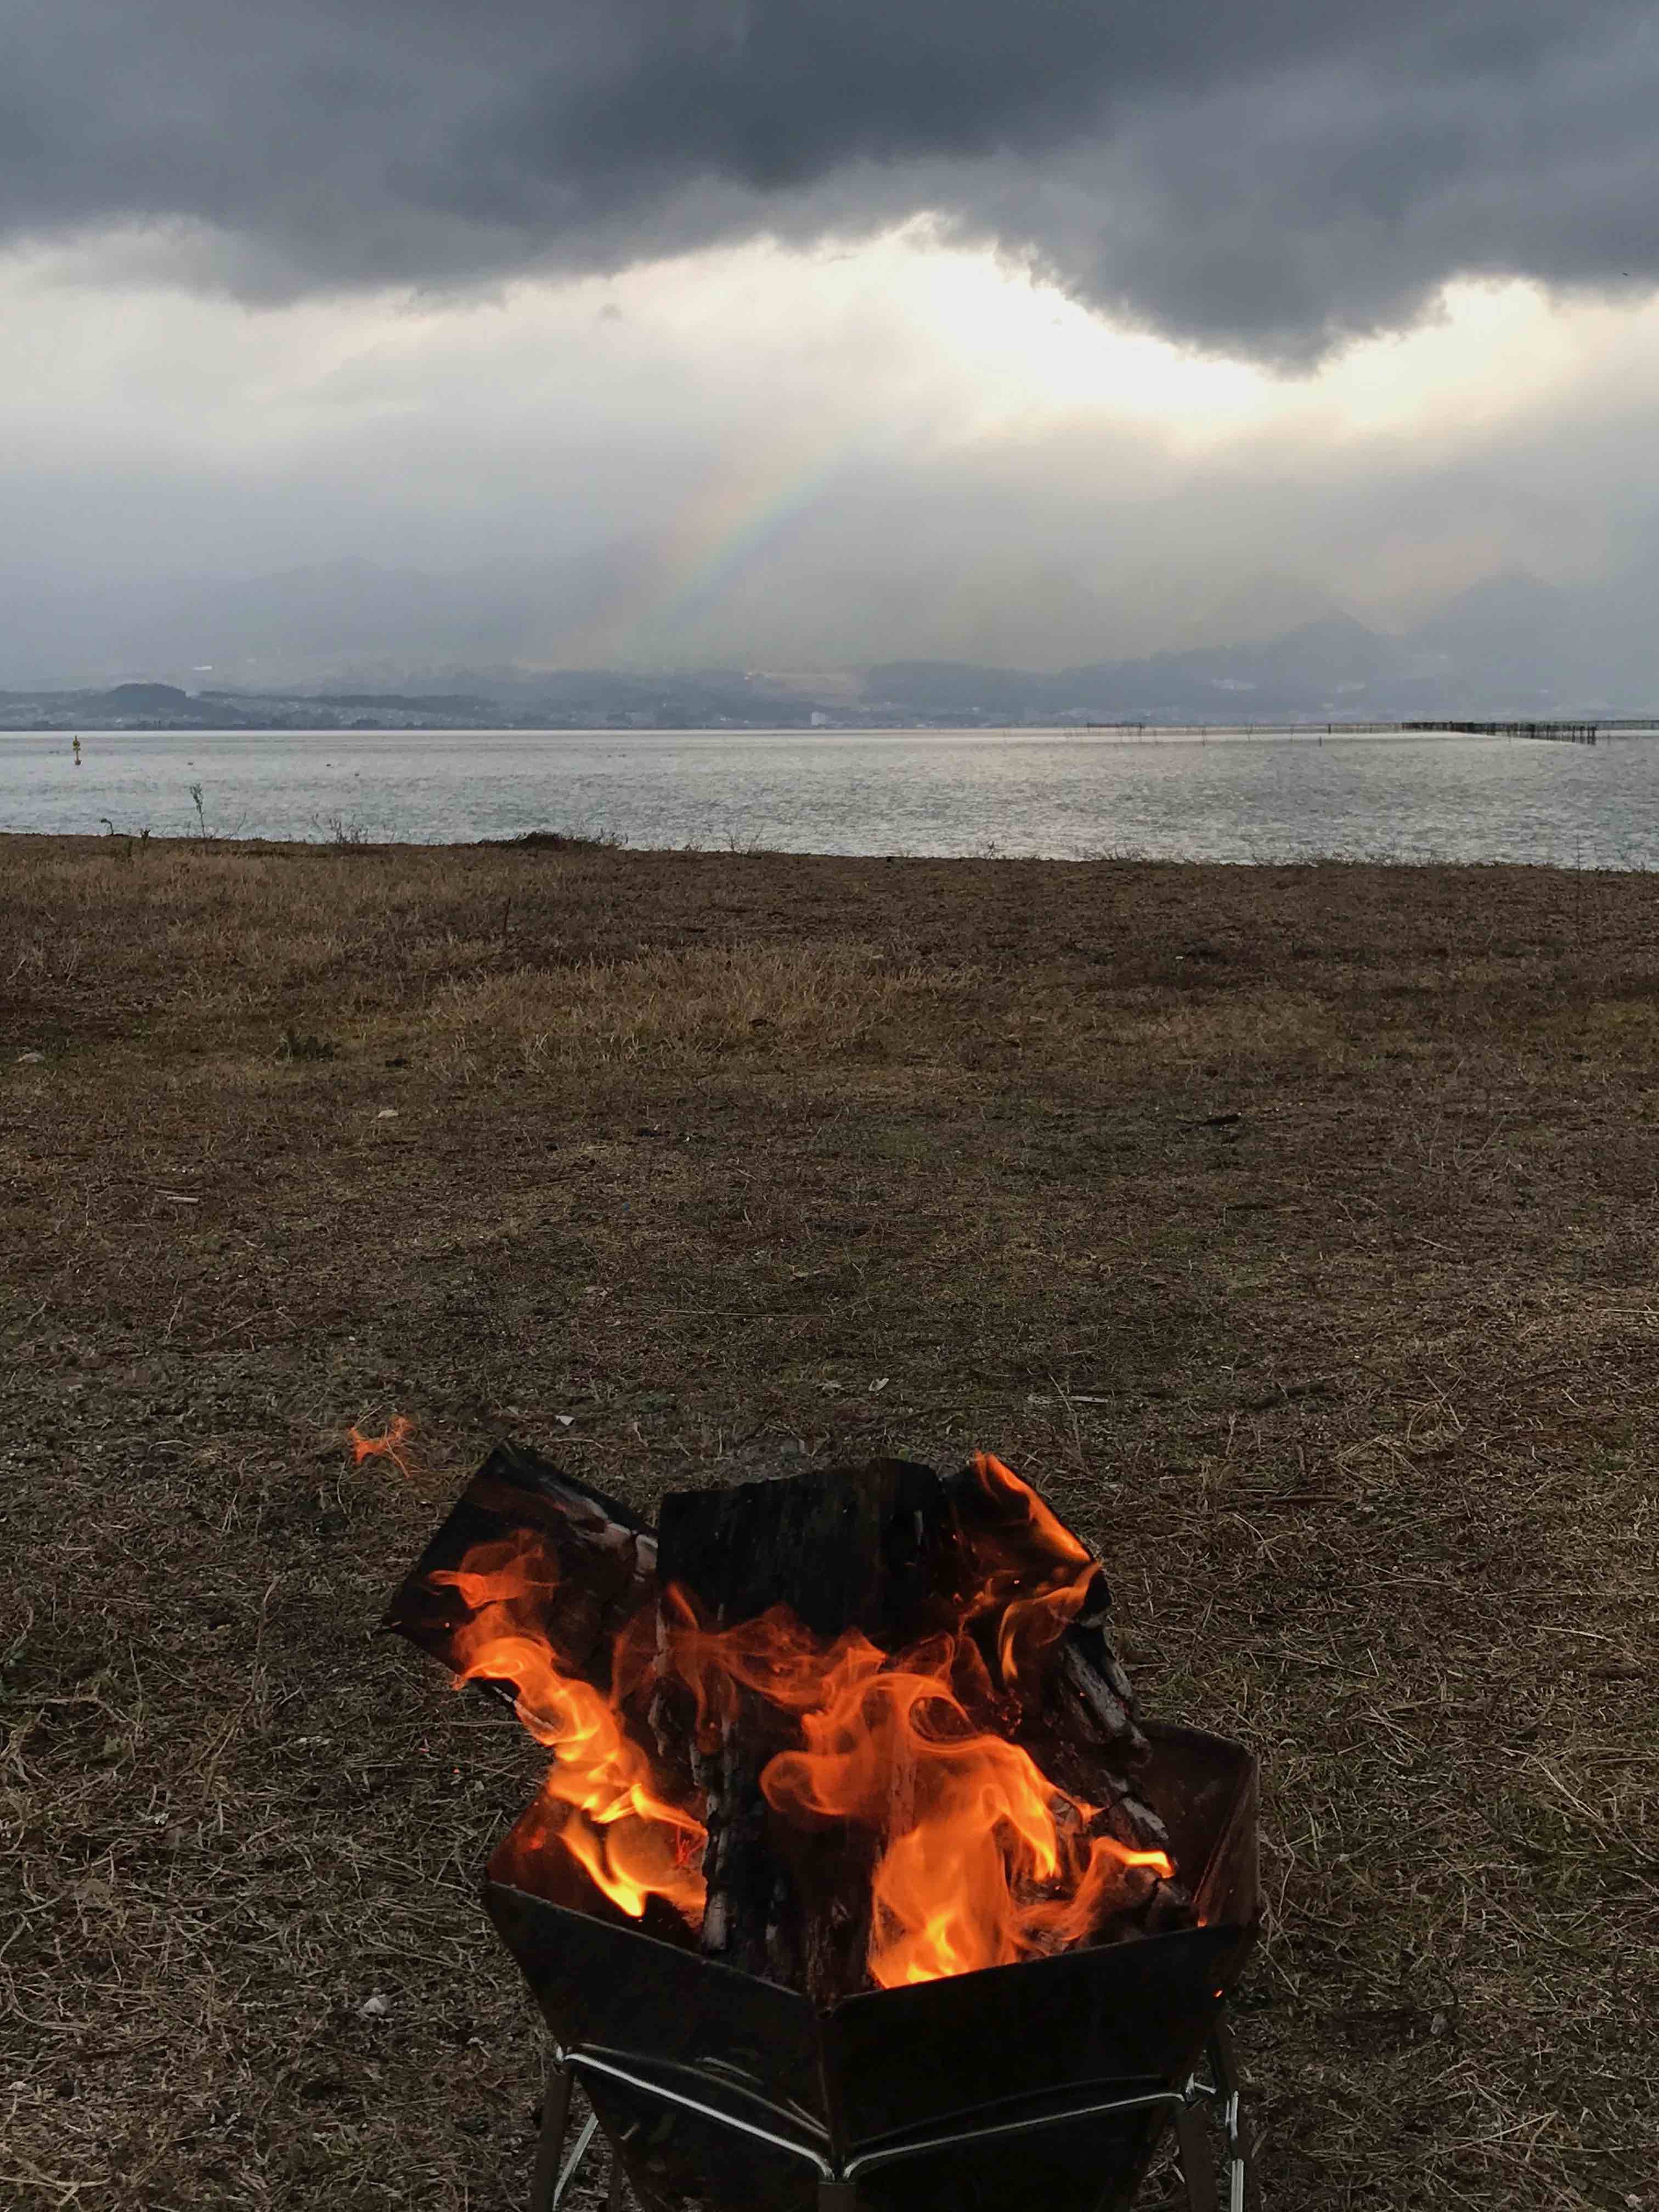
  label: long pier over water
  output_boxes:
[1403,719,1600,743]
[1082,718,1656,744]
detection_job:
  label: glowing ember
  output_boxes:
[423,1453,1174,1988]
[349,1413,416,1477]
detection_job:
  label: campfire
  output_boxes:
[388,1444,1259,2211]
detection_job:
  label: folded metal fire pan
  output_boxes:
[390,1448,1260,2212]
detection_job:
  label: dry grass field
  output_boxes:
[2,831,1655,2210]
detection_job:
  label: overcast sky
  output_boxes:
[7,0,1659,676]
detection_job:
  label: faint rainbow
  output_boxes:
[588,438,854,656]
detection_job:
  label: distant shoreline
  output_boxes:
[0,827,1641,877]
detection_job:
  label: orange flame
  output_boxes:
[349,1414,416,1477]
[426,1453,1173,1987]
[430,1531,707,1928]
[758,1626,1170,1988]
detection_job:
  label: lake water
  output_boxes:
[3,725,1658,867]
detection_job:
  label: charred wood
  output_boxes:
[657,1462,951,2001]
[656,1458,957,1645]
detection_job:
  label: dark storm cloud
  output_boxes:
[7,1,1657,352]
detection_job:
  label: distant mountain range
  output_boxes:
[864,575,1657,722]
[0,671,835,732]
[3,567,1656,725]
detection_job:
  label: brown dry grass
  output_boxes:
[1,831,1655,2210]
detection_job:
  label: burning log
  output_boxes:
[656,1457,961,1641]
[940,1454,1187,1926]
[647,1456,1189,1997]
[387,1445,1192,2010]
[656,1461,956,2002]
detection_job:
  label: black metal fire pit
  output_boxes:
[388,1446,1261,2212]
[495,1719,1256,2212]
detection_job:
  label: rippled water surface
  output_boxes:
[4,725,1658,865]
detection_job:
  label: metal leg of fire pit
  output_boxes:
[528,2030,1254,2212]
[530,2059,603,2212]
[1175,2022,1254,2212]
[529,2061,573,2212]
